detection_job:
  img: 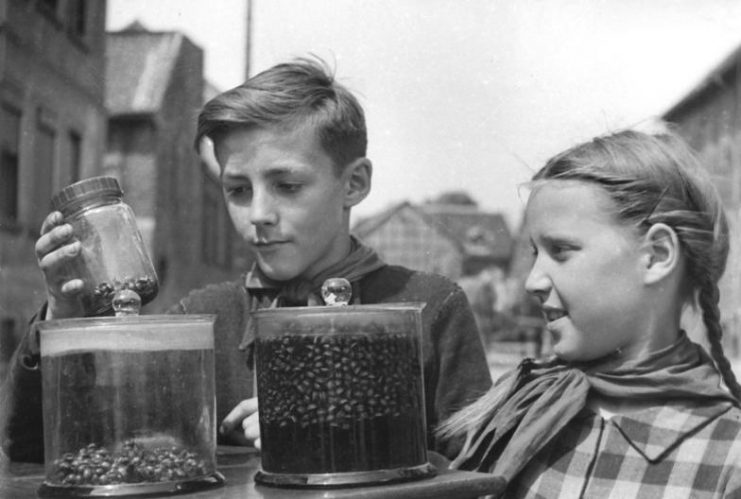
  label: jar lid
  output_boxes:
[51,176,123,213]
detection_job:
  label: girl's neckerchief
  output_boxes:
[238,236,386,351]
[451,331,738,481]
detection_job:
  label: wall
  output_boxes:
[666,66,741,356]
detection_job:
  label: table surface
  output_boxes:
[1,447,506,499]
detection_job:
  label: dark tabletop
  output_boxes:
[1,447,506,499]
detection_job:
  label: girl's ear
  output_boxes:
[642,223,682,285]
[343,158,372,208]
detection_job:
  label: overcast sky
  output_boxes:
[108,0,741,229]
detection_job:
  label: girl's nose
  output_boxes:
[249,190,278,226]
[524,262,551,302]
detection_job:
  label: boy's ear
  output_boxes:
[198,137,222,177]
[342,158,372,208]
[642,223,681,285]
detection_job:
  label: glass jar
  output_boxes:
[36,315,223,497]
[51,176,158,315]
[253,304,436,487]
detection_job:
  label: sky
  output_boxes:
[107,0,741,229]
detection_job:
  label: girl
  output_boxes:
[439,130,741,498]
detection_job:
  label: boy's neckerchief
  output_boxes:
[451,331,738,481]
[238,236,386,351]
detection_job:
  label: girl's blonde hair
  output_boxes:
[439,129,740,439]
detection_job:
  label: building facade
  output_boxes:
[0,12,251,380]
[0,0,108,374]
[663,43,741,356]
[105,24,249,312]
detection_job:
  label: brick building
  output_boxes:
[0,12,251,379]
[0,0,108,374]
[662,42,741,356]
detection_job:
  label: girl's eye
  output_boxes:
[549,243,575,261]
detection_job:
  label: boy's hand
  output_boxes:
[220,398,261,449]
[35,211,85,319]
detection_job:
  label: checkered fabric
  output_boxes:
[505,401,741,499]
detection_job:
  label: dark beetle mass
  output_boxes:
[256,328,427,474]
[50,441,207,486]
[84,275,158,315]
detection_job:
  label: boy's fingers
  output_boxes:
[37,240,80,266]
[242,412,261,441]
[39,211,64,236]
[222,428,250,446]
[35,224,76,262]
[220,398,259,435]
[59,279,85,295]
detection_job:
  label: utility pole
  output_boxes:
[245,0,252,81]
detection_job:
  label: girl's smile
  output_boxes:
[541,305,567,323]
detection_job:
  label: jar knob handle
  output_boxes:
[112,288,142,316]
[321,277,352,306]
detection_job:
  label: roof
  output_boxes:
[663,42,741,120]
[420,203,512,260]
[353,201,512,261]
[352,202,411,237]
[106,22,184,115]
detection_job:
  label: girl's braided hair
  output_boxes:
[534,129,740,400]
[438,129,740,442]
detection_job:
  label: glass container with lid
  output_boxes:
[50,176,158,315]
[36,314,223,497]
[252,301,436,487]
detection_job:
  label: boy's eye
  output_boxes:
[225,185,252,198]
[276,182,302,193]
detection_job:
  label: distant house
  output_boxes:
[104,23,249,312]
[662,42,741,355]
[353,201,512,280]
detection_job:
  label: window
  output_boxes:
[37,0,89,41]
[201,173,232,269]
[66,0,87,38]
[202,180,219,264]
[34,110,56,231]
[0,317,17,380]
[0,318,17,364]
[219,211,233,267]
[0,151,19,223]
[37,0,60,20]
[0,104,21,225]
[68,130,82,183]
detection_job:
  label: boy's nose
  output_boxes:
[249,191,278,226]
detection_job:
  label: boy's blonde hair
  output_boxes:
[195,56,367,175]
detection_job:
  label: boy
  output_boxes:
[1,57,492,462]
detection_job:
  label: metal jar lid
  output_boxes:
[51,176,124,214]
